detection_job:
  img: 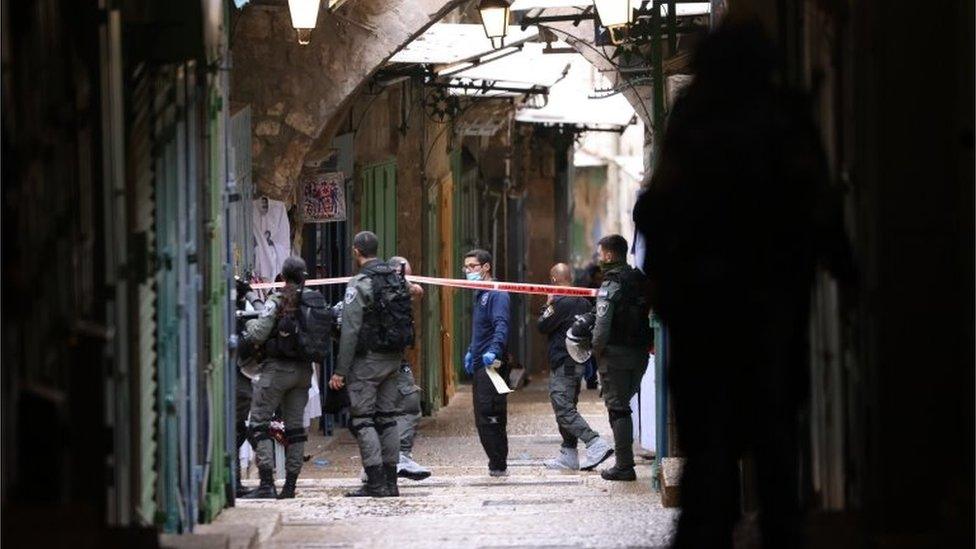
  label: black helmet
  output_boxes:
[565,312,596,363]
[281,256,308,285]
[569,312,596,340]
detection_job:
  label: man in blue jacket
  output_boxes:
[463,249,511,476]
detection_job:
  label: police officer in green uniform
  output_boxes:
[591,235,653,481]
[239,257,314,499]
[330,231,414,498]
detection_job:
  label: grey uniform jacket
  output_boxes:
[591,266,647,369]
[242,292,283,346]
[334,260,381,378]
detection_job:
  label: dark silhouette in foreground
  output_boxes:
[634,18,852,549]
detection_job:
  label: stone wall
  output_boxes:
[230,0,463,201]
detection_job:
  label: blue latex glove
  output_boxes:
[482,352,497,368]
[464,351,474,375]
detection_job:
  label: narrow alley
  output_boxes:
[215,378,675,548]
[3,0,973,548]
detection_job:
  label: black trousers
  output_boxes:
[235,370,253,449]
[669,304,806,549]
[472,364,509,471]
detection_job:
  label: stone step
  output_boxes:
[159,533,229,549]
[660,456,684,508]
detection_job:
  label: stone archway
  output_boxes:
[231,0,465,200]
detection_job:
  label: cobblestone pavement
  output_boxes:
[225,374,677,548]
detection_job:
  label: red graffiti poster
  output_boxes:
[302,171,347,223]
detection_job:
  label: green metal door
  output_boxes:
[202,83,230,522]
[360,161,397,258]
[451,150,479,380]
[155,117,181,531]
[422,182,443,413]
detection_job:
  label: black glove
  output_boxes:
[235,276,253,297]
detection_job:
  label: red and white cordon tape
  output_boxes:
[250,274,597,298]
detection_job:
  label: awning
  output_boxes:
[516,56,636,130]
[510,0,710,16]
[451,42,575,87]
[389,23,539,65]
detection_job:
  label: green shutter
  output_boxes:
[360,160,397,258]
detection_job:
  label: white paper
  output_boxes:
[485,361,513,394]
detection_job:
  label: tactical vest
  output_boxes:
[604,266,653,348]
[265,289,333,362]
[357,262,415,354]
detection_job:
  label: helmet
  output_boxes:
[281,256,308,285]
[565,312,596,363]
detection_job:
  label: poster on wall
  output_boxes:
[302,170,347,223]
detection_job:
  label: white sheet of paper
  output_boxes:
[485,361,513,394]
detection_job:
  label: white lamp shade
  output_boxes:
[288,0,321,30]
[478,0,511,40]
[593,0,632,28]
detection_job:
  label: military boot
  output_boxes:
[277,472,298,499]
[345,465,389,498]
[600,464,637,481]
[241,468,277,499]
[384,464,400,497]
[544,447,579,470]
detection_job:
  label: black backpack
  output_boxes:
[268,288,333,363]
[296,288,333,362]
[358,263,415,354]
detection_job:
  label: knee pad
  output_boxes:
[374,410,399,432]
[285,428,307,444]
[349,414,375,435]
[608,408,632,422]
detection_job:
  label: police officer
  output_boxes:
[356,256,431,484]
[233,276,264,498]
[538,263,614,471]
[387,256,432,480]
[239,257,314,499]
[591,235,653,481]
[329,231,413,497]
[463,249,511,477]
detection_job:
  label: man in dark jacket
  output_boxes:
[633,18,853,548]
[538,263,614,471]
[462,249,511,476]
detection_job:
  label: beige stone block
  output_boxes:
[660,456,684,508]
[267,102,285,116]
[254,120,280,137]
[285,111,318,138]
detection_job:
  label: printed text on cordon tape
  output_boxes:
[250,274,597,297]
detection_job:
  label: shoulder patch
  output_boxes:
[344,286,358,304]
[596,301,609,317]
[480,293,490,306]
[597,289,609,298]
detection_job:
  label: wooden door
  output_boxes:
[438,173,456,402]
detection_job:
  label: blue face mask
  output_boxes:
[466,271,482,281]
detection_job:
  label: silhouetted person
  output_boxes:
[634,17,852,549]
